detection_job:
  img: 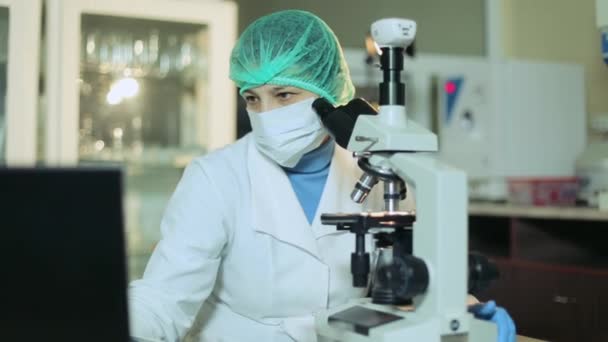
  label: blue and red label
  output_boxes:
[444,77,463,125]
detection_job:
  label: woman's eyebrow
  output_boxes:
[243,90,258,97]
[271,86,297,93]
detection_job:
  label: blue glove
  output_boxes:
[469,300,516,342]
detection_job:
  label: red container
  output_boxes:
[507,177,580,206]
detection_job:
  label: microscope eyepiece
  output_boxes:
[312,98,378,149]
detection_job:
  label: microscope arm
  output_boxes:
[384,152,470,335]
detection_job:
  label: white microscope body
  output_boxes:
[314,19,498,342]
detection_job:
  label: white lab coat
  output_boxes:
[129,134,413,342]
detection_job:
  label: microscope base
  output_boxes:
[315,298,497,342]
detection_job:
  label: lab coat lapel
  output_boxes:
[311,144,364,239]
[247,138,320,259]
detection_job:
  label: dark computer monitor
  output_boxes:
[0,167,130,341]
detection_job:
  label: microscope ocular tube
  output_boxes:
[379,47,405,106]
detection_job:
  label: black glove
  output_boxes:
[312,98,378,149]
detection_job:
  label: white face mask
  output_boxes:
[247,97,328,168]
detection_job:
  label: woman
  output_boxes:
[129,10,515,342]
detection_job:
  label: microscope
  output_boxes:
[313,19,499,341]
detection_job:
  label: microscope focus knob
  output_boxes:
[390,255,429,300]
[468,252,499,295]
[373,254,429,304]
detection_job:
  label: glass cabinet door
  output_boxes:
[0,7,8,164]
[77,15,213,164]
[0,0,41,166]
[46,0,237,280]
[46,0,236,164]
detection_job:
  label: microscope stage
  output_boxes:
[328,305,403,336]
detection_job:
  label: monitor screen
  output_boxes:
[0,167,130,341]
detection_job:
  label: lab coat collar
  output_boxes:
[248,136,362,260]
[309,143,363,240]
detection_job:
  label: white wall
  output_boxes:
[502,0,608,132]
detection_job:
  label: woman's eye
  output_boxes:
[277,92,295,100]
[244,96,258,103]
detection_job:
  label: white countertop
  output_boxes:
[469,202,608,222]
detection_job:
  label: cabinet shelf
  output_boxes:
[469,202,608,222]
[489,256,608,276]
[468,204,608,341]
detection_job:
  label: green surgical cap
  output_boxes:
[229,10,355,105]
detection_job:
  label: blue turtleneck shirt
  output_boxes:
[282,140,335,224]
